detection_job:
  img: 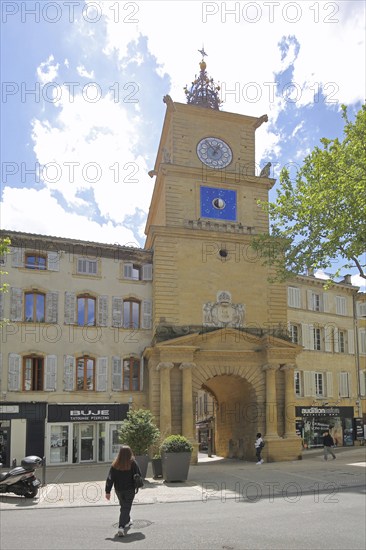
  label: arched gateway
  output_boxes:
[144,328,302,462]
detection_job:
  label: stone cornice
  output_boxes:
[156,362,174,370]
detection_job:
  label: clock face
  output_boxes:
[197,137,232,169]
[200,186,237,221]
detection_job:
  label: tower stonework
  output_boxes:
[144,60,302,462]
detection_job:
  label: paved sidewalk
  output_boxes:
[1,447,365,510]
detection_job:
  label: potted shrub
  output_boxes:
[118,409,160,478]
[160,435,193,482]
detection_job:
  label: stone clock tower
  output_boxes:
[144,56,302,462]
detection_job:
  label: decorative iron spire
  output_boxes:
[184,50,222,110]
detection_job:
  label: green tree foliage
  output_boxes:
[253,104,366,282]
[0,237,10,326]
[118,409,160,456]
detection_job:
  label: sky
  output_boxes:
[1,0,365,288]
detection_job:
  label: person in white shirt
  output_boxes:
[255,432,264,464]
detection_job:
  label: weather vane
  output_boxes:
[198,47,207,58]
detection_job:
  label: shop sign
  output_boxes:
[48,404,128,423]
[0,405,19,414]
[354,418,365,439]
[296,406,341,417]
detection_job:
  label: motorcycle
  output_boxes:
[0,455,43,498]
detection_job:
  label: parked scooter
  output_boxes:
[0,455,43,498]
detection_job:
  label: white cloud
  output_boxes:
[351,275,366,291]
[36,55,59,85]
[0,186,136,245]
[76,65,95,78]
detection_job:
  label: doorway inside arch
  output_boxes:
[196,375,259,461]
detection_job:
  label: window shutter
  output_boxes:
[97,295,108,326]
[357,303,366,317]
[45,355,57,391]
[96,357,108,391]
[303,371,313,396]
[324,325,332,352]
[307,290,313,310]
[11,247,24,267]
[339,372,349,397]
[112,356,122,390]
[64,355,75,391]
[142,300,152,329]
[112,297,123,327]
[0,293,3,321]
[47,251,60,271]
[360,371,366,397]
[308,325,315,350]
[8,353,21,391]
[301,323,310,349]
[45,291,58,323]
[326,372,333,397]
[142,264,153,281]
[139,356,144,391]
[323,293,330,313]
[288,287,300,308]
[359,329,366,354]
[64,292,76,325]
[10,287,23,321]
[347,330,355,354]
[334,327,339,353]
[123,263,133,279]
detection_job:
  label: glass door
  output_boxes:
[79,424,95,461]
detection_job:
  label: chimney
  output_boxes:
[343,274,352,285]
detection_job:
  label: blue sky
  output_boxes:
[1,1,365,287]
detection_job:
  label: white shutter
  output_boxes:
[326,372,333,397]
[45,291,58,323]
[123,263,133,279]
[64,292,76,324]
[45,355,57,391]
[112,356,122,390]
[10,288,23,321]
[359,329,366,354]
[323,293,330,313]
[11,247,24,267]
[339,372,349,397]
[357,302,366,317]
[308,325,315,350]
[303,371,313,396]
[307,290,313,310]
[8,353,21,391]
[347,330,355,354]
[360,371,366,397]
[288,287,300,308]
[97,295,108,326]
[142,264,153,281]
[112,297,123,327]
[301,323,310,349]
[142,300,152,329]
[47,251,60,271]
[96,357,108,391]
[324,325,332,352]
[0,293,3,320]
[64,355,75,391]
[334,327,339,353]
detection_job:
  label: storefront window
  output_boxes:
[50,425,69,463]
[109,424,122,460]
[98,424,105,462]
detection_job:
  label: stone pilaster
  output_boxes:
[262,363,280,438]
[179,362,195,440]
[157,362,174,435]
[281,364,297,438]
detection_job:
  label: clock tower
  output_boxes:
[144,56,302,463]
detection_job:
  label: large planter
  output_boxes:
[135,455,149,478]
[161,451,191,482]
[152,458,163,479]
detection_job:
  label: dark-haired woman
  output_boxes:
[105,445,141,537]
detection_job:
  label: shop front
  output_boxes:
[47,404,129,465]
[296,406,355,449]
[0,402,47,466]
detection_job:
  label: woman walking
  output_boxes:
[105,445,141,537]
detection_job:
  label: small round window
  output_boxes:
[212,198,226,210]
